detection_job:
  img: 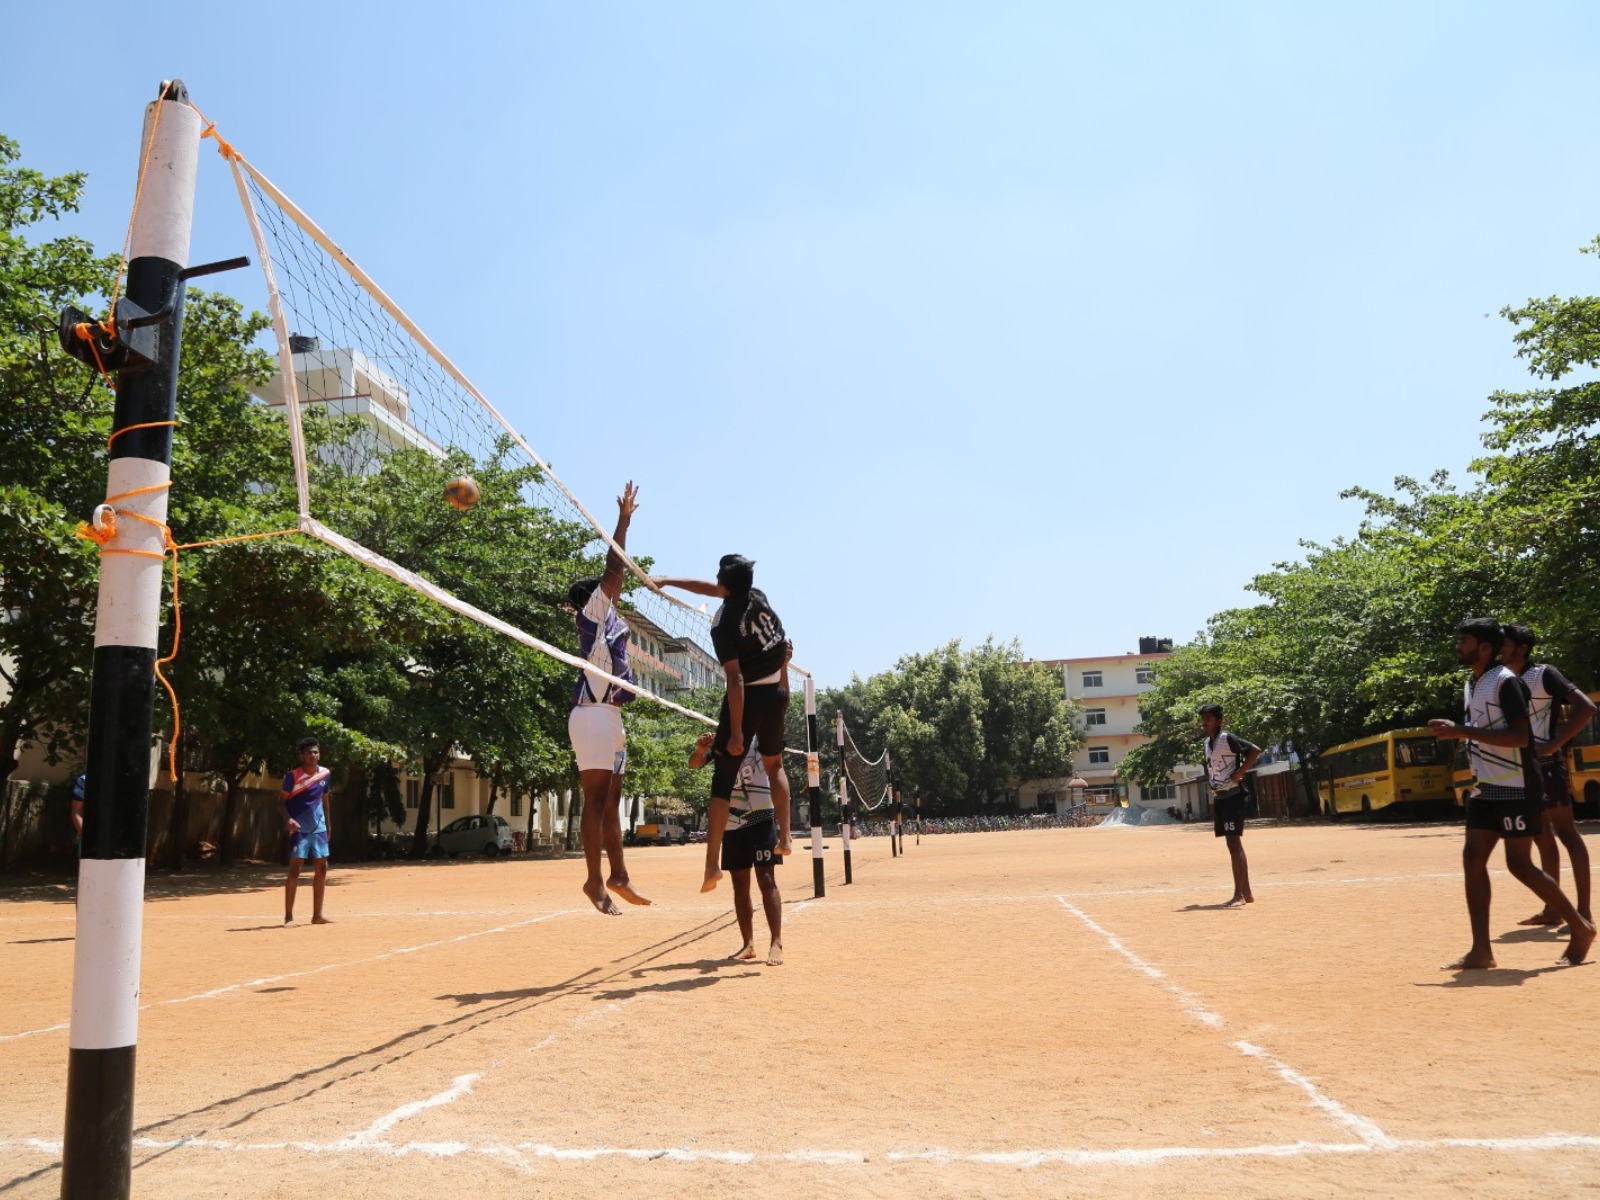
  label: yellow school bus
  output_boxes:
[1319,728,1456,818]
[1566,692,1600,816]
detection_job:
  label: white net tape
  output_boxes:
[219,146,808,732]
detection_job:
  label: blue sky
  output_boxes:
[6,2,1600,687]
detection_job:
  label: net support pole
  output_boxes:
[835,714,852,884]
[804,679,824,899]
[62,80,201,1200]
[887,750,900,857]
[916,792,922,845]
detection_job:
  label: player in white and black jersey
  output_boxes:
[689,732,783,965]
[1199,705,1261,907]
[565,483,650,916]
[655,555,793,893]
[1429,618,1593,969]
[1501,624,1596,929]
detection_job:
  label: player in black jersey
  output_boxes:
[655,555,793,892]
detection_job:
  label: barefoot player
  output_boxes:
[1501,623,1596,929]
[1430,617,1594,968]
[280,737,332,925]
[689,731,783,965]
[567,482,651,916]
[654,556,792,892]
[1200,705,1260,907]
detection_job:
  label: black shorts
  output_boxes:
[710,684,790,799]
[1538,757,1571,809]
[721,820,781,872]
[1465,789,1543,838]
[1213,791,1247,839]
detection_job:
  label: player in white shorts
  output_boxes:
[567,482,650,916]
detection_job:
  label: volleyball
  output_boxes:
[444,475,481,510]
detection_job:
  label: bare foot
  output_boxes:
[1223,895,1253,908]
[1442,951,1497,970]
[283,916,294,925]
[700,869,723,894]
[1518,911,1558,927]
[1559,918,1596,966]
[728,944,757,962]
[606,878,652,907]
[311,915,331,925]
[582,879,622,915]
[766,943,784,966]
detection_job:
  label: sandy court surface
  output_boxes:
[3,821,1598,1198]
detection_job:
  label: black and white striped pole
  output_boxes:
[836,713,852,885]
[60,81,201,1200]
[804,677,825,899]
[887,751,900,857]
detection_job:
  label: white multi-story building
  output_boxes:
[1038,638,1208,815]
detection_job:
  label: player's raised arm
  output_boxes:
[600,482,639,603]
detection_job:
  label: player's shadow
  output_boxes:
[8,935,73,944]
[591,973,749,1001]
[228,923,294,932]
[1179,902,1247,912]
[1420,963,1588,988]
[1495,926,1565,944]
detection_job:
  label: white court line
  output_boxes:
[342,1074,481,1145]
[1056,898,1392,1148]
[5,1132,1600,1168]
[0,910,577,1046]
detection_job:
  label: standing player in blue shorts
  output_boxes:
[689,731,783,965]
[280,736,332,925]
[1430,618,1594,968]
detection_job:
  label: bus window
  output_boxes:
[1393,736,1440,767]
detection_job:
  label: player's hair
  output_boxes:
[296,736,320,751]
[1501,622,1537,651]
[717,554,755,594]
[1456,617,1504,655]
[1198,703,1224,719]
[567,575,602,610]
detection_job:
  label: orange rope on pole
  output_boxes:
[73,445,304,775]
[109,93,166,321]
[106,420,177,450]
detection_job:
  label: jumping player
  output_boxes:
[689,730,783,965]
[1429,617,1594,968]
[567,482,651,916]
[1200,704,1260,907]
[1500,623,1596,929]
[654,555,792,892]
[280,736,332,925]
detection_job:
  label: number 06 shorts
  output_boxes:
[1465,784,1542,838]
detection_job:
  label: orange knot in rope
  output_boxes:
[75,504,119,547]
[200,121,237,161]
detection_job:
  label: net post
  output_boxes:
[805,678,824,899]
[887,750,900,856]
[838,713,851,883]
[61,80,201,1200]
[915,792,922,845]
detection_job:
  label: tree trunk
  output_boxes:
[165,729,196,871]
[219,772,243,866]
[564,787,580,852]
[524,791,536,852]
[1297,754,1322,821]
[485,770,501,816]
[409,754,444,859]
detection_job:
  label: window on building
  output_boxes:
[405,780,419,810]
[1082,670,1103,688]
[1142,782,1175,801]
[510,795,522,817]
[1088,747,1110,765]
[1085,708,1107,727]
[1136,666,1156,685]
[439,782,455,810]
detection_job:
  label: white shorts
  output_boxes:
[569,705,627,775]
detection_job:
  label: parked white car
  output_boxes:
[435,814,513,857]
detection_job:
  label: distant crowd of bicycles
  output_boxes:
[854,808,1101,836]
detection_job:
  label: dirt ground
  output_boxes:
[3,821,1598,1199]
